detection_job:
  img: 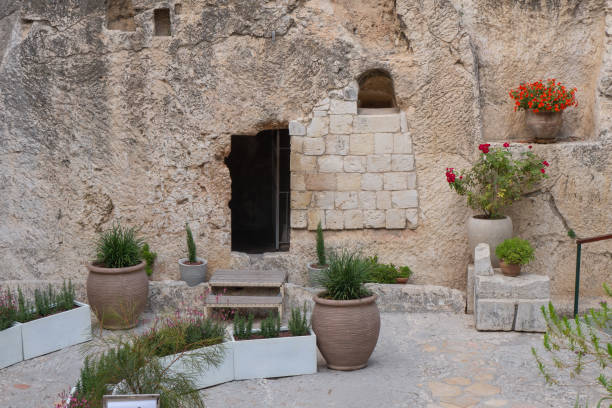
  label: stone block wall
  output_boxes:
[289,84,419,231]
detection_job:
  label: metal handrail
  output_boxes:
[574,233,612,316]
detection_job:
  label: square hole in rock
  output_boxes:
[154,8,171,36]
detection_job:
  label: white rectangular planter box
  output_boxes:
[232,329,317,380]
[160,341,234,389]
[21,301,92,360]
[0,323,23,369]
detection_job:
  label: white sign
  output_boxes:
[103,395,160,408]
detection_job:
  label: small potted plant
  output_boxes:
[311,250,380,371]
[86,223,148,329]
[307,222,328,286]
[495,237,535,277]
[395,266,413,284]
[141,243,157,281]
[509,79,577,142]
[446,142,549,266]
[178,223,207,286]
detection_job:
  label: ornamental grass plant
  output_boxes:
[318,250,373,301]
[0,288,16,331]
[95,223,143,268]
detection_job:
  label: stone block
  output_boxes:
[289,120,306,136]
[374,133,394,154]
[364,210,386,228]
[343,81,358,101]
[316,97,330,108]
[406,172,417,189]
[394,132,412,153]
[291,191,312,209]
[325,210,344,230]
[467,264,475,314]
[400,111,408,132]
[475,273,551,300]
[515,300,547,332]
[336,173,361,191]
[291,136,304,153]
[344,156,366,172]
[475,299,515,331]
[307,209,324,230]
[391,154,415,171]
[330,99,357,115]
[353,114,401,133]
[344,210,363,229]
[359,191,376,209]
[367,154,392,172]
[313,191,334,209]
[392,190,418,208]
[386,209,406,229]
[335,191,359,209]
[290,154,316,172]
[362,173,383,190]
[474,243,494,276]
[330,114,353,134]
[305,174,336,191]
[406,208,418,229]
[376,191,391,209]
[303,137,325,155]
[291,210,307,229]
[350,134,374,155]
[325,135,349,155]
[306,116,329,137]
[313,109,328,117]
[318,155,344,172]
[384,172,408,190]
[291,174,305,190]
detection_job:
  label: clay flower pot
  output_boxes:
[178,257,207,286]
[467,215,513,267]
[86,261,148,329]
[395,277,409,284]
[311,294,380,371]
[500,261,521,277]
[525,110,562,143]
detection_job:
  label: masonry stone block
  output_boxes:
[344,155,366,172]
[475,299,515,331]
[359,191,377,209]
[343,81,358,101]
[291,136,304,153]
[330,99,357,115]
[289,120,306,136]
[290,154,316,172]
[290,174,305,191]
[475,243,494,276]
[318,155,344,172]
[335,191,359,209]
[291,210,307,229]
[392,190,418,209]
[305,174,336,191]
[394,132,412,153]
[406,208,418,229]
[376,191,392,209]
[467,264,475,314]
[303,137,325,155]
[353,114,401,133]
[515,300,548,332]
[325,210,344,230]
[330,114,353,134]
[391,154,415,171]
[313,191,334,209]
[336,174,361,191]
[407,172,417,189]
[362,173,383,190]
[326,135,349,155]
[364,210,386,228]
[291,191,312,209]
[306,116,329,137]
[316,97,330,108]
[475,274,551,300]
[307,209,324,230]
[400,111,408,132]
[313,109,328,117]
[367,154,392,172]
[384,172,408,190]
[344,210,363,229]
[350,134,374,155]
[386,209,406,229]
[374,133,394,154]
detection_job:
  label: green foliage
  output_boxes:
[8,281,76,324]
[568,229,577,239]
[532,283,611,408]
[233,313,254,340]
[398,266,413,278]
[260,312,281,338]
[186,223,197,263]
[447,145,549,219]
[96,223,143,268]
[495,237,535,266]
[364,256,413,283]
[318,250,372,300]
[0,289,16,331]
[288,303,310,336]
[316,221,326,266]
[141,243,158,277]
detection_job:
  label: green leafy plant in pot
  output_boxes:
[86,223,148,329]
[495,237,534,277]
[178,223,208,286]
[306,222,328,287]
[311,250,380,371]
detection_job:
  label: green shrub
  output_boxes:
[288,303,310,336]
[364,256,413,283]
[0,289,16,331]
[233,313,254,340]
[316,221,326,266]
[398,266,413,279]
[96,223,143,268]
[185,223,197,263]
[319,250,372,300]
[260,312,281,338]
[495,237,535,265]
[141,243,157,277]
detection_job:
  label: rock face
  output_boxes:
[0,0,611,302]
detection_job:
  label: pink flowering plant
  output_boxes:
[446,143,549,219]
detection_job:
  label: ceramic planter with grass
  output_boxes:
[0,323,23,369]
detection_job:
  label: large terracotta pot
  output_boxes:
[311,294,380,371]
[525,110,562,143]
[467,215,513,267]
[86,261,148,330]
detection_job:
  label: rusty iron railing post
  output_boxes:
[573,242,582,317]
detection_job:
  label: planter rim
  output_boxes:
[313,293,377,307]
[231,328,314,342]
[307,262,328,270]
[87,261,146,274]
[20,300,89,325]
[526,110,562,115]
[470,215,509,220]
[178,257,207,266]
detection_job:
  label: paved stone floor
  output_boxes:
[0,313,606,408]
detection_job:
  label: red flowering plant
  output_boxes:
[509,79,577,113]
[446,143,549,219]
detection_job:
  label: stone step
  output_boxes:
[210,269,287,287]
[205,294,283,307]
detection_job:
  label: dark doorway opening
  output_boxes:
[226,129,290,253]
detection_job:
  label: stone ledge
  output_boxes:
[475,272,551,300]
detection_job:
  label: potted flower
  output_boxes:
[307,222,328,286]
[86,223,148,329]
[509,79,577,142]
[178,223,207,286]
[396,266,413,284]
[495,237,535,277]
[446,143,548,266]
[311,250,380,371]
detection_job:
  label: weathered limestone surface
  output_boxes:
[0,0,610,304]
